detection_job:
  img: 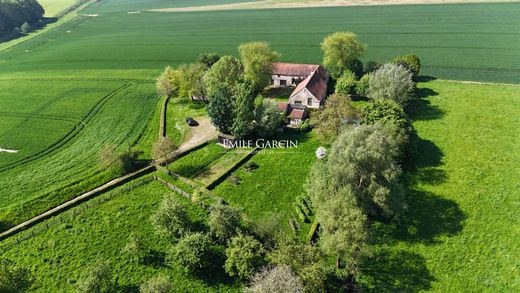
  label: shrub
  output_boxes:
[356,73,371,97]
[0,258,32,293]
[150,195,191,241]
[246,265,304,293]
[368,63,415,105]
[140,275,173,293]
[362,99,409,129]
[166,232,212,274]
[365,60,382,73]
[393,54,421,77]
[76,260,113,293]
[224,234,265,279]
[122,233,144,264]
[335,70,357,96]
[208,203,242,242]
[347,58,363,78]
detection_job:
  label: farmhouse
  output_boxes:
[271,63,329,110]
[271,62,328,125]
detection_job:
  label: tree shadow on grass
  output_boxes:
[142,249,166,268]
[359,248,435,292]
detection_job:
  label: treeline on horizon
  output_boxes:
[0,0,44,34]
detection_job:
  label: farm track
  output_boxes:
[0,83,132,173]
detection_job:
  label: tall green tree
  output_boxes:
[238,42,280,94]
[0,258,32,293]
[156,66,181,97]
[253,98,284,138]
[206,84,236,135]
[224,234,265,279]
[204,55,244,98]
[231,83,255,138]
[178,63,207,100]
[321,32,366,78]
[368,63,415,105]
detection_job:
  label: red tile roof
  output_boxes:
[277,102,289,112]
[289,109,305,120]
[272,62,320,77]
[290,69,328,101]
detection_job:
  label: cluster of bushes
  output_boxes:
[0,0,44,35]
[156,42,285,139]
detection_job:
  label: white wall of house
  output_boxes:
[289,88,320,109]
[271,74,306,86]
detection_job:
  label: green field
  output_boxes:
[39,0,78,16]
[0,178,240,292]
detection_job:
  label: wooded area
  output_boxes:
[0,0,44,34]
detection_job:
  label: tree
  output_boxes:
[393,54,421,78]
[311,94,360,144]
[178,63,207,100]
[156,66,181,97]
[224,234,264,279]
[98,146,139,175]
[253,97,284,138]
[368,63,415,105]
[318,195,368,272]
[335,70,357,96]
[355,73,371,97]
[77,260,113,293]
[166,232,212,274]
[208,203,242,243]
[0,0,44,34]
[238,41,280,94]
[246,265,304,293]
[152,137,178,160]
[206,84,236,134]
[20,21,31,34]
[321,32,366,78]
[308,123,406,219]
[0,258,32,293]
[123,233,144,264]
[231,83,255,138]
[204,55,244,98]
[269,240,327,292]
[362,98,409,129]
[365,60,382,73]
[150,195,191,241]
[140,275,173,293]
[198,52,221,69]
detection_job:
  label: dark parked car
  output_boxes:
[186,117,199,126]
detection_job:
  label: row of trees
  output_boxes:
[303,31,421,287]
[0,0,44,34]
[156,42,284,139]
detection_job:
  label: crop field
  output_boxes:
[0,178,239,292]
[39,0,77,16]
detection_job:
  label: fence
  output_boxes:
[153,175,192,200]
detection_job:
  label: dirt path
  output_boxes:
[178,117,217,152]
[149,0,517,12]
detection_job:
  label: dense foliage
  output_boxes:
[238,41,280,94]
[224,234,265,279]
[321,32,366,78]
[246,265,304,293]
[335,70,357,96]
[0,0,44,34]
[311,94,360,144]
[166,232,212,274]
[393,54,421,78]
[208,203,242,242]
[368,63,415,105]
[362,99,409,129]
[0,258,32,293]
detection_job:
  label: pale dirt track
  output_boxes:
[178,117,217,152]
[149,0,518,12]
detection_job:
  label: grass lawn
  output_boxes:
[166,97,207,145]
[0,177,240,292]
[212,131,320,234]
[167,142,228,179]
[357,80,520,291]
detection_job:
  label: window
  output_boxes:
[280,79,287,86]
[294,101,302,105]
[307,98,313,106]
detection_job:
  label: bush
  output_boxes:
[246,265,304,293]
[208,203,242,242]
[393,54,421,78]
[0,258,32,293]
[166,232,212,274]
[347,58,363,78]
[224,234,265,279]
[150,195,191,241]
[356,73,371,97]
[140,275,173,293]
[362,99,409,129]
[76,260,113,293]
[335,70,357,96]
[298,119,311,132]
[368,63,415,105]
[365,60,382,73]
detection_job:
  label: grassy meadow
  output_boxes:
[39,0,77,16]
[0,177,240,292]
